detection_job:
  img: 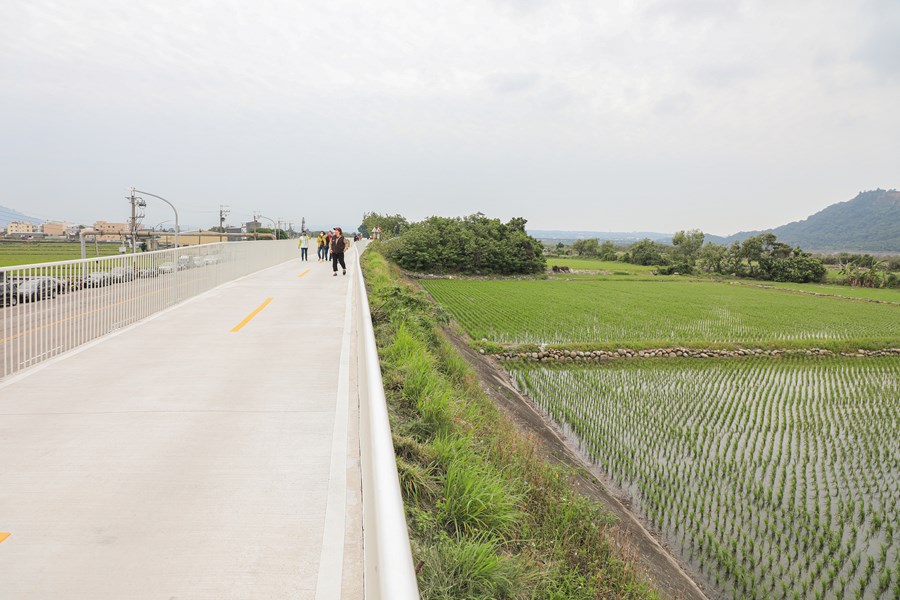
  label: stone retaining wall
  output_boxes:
[497,347,900,362]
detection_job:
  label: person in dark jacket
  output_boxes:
[331,227,348,276]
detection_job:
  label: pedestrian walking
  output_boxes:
[298,232,310,261]
[317,231,327,261]
[331,227,348,276]
[325,230,333,262]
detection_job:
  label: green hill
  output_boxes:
[722,189,900,252]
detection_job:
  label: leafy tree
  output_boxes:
[699,243,728,273]
[740,236,765,276]
[671,229,705,273]
[384,214,545,275]
[703,233,826,282]
[626,238,668,266]
[723,242,746,276]
[597,240,619,261]
[361,212,409,239]
[572,238,599,256]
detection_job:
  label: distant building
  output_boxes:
[156,231,230,247]
[245,220,261,232]
[7,221,34,235]
[42,222,68,237]
[92,220,129,242]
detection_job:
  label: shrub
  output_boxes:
[384,214,546,275]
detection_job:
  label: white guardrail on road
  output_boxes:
[0,240,297,379]
[355,246,421,599]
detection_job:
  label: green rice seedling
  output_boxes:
[507,357,899,599]
[878,567,892,596]
[424,278,900,348]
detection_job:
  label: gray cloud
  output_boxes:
[653,92,693,117]
[855,9,900,82]
[647,0,743,22]
[486,71,542,95]
[692,63,758,88]
[0,0,897,234]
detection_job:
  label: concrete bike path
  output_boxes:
[0,251,363,599]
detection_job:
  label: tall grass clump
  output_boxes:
[362,247,659,599]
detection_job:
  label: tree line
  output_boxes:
[567,230,830,284]
[362,212,546,275]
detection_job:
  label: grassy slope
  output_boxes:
[421,278,900,351]
[362,249,658,599]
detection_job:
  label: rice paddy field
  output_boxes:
[508,358,900,599]
[747,281,900,303]
[423,274,900,598]
[0,241,121,267]
[422,279,900,348]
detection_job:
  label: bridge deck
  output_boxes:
[0,253,363,599]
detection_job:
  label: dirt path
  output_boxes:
[444,327,715,600]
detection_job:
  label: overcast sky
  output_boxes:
[1,0,898,235]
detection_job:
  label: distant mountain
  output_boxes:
[0,205,44,228]
[719,189,900,253]
[532,189,900,253]
[529,230,673,244]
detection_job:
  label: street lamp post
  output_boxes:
[133,188,180,248]
[256,215,278,240]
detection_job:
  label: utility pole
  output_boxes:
[127,188,146,254]
[219,205,230,242]
[301,217,306,234]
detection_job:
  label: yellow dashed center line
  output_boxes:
[298,269,311,278]
[230,298,273,332]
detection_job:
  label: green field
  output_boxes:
[544,257,657,274]
[422,279,900,349]
[0,241,122,267]
[508,358,900,599]
[745,281,900,303]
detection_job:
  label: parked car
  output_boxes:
[204,255,220,265]
[17,278,59,302]
[84,271,111,288]
[137,267,159,278]
[158,262,177,274]
[109,267,135,283]
[1,281,17,307]
[48,276,69,294]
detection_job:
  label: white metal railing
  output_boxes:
[355,245,420,599]
[0,240,296,379]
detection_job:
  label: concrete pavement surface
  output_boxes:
[0,251,364,599]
